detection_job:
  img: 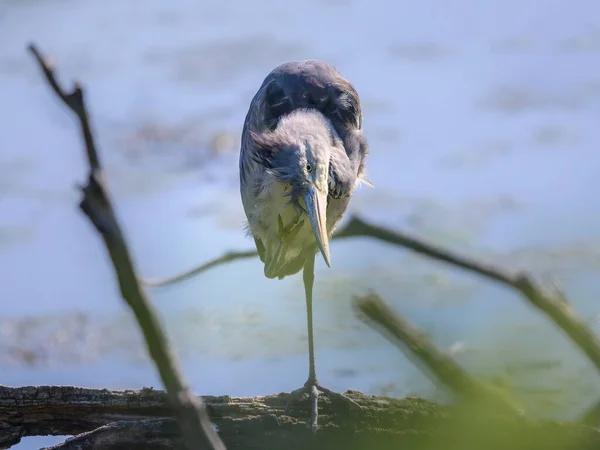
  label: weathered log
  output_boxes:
[1,385,599,450]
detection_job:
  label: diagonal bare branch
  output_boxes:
[141,211,516,289]
[337,217,600,377]
[354,292,521,415]
[334,216,514,284]
[28,43,226,450]
[142,250,258,287]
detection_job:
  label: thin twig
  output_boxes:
[139,217,356,288]
[141,211,516,289]
[28,43,226,450]
[142,250,258,287]
[354,292,520,414]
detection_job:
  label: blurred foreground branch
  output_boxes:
[1,385,599,450]
[344,217,600,423]
[28,44,225,450]
[336,217,600,378]
[354,292,520,415]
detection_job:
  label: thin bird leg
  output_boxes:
[285,251,362,435]
[304,251,317,384]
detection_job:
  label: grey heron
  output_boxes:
[239,60,369,419]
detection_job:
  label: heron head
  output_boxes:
[250,110,342,267]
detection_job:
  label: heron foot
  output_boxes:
[284,379,363,435]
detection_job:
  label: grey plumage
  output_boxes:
[238,60,368,424]
[239,60,368,279]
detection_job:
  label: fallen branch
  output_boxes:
[1,385,599,450]
[28,44,225,450]
[354,292,521,415]
[42,419,180,450]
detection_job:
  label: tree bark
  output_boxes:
[1,385,599,450]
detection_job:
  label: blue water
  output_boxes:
[2,0,600,448]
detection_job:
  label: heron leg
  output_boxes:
[303,251,317,384]
[284,252,362,435]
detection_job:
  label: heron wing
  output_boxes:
[239,61,369,278]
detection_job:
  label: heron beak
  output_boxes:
[303,186,331,267]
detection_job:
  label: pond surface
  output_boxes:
[1,0,600,448]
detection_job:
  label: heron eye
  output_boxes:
[306,163,313,173]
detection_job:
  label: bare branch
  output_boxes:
[141,211,515,289]
[138,214,374,289]
[354,292,520,415]
[28,43,226,450]
[334,217,514,284]
[142,250,258,287]
[338,217,600,379]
